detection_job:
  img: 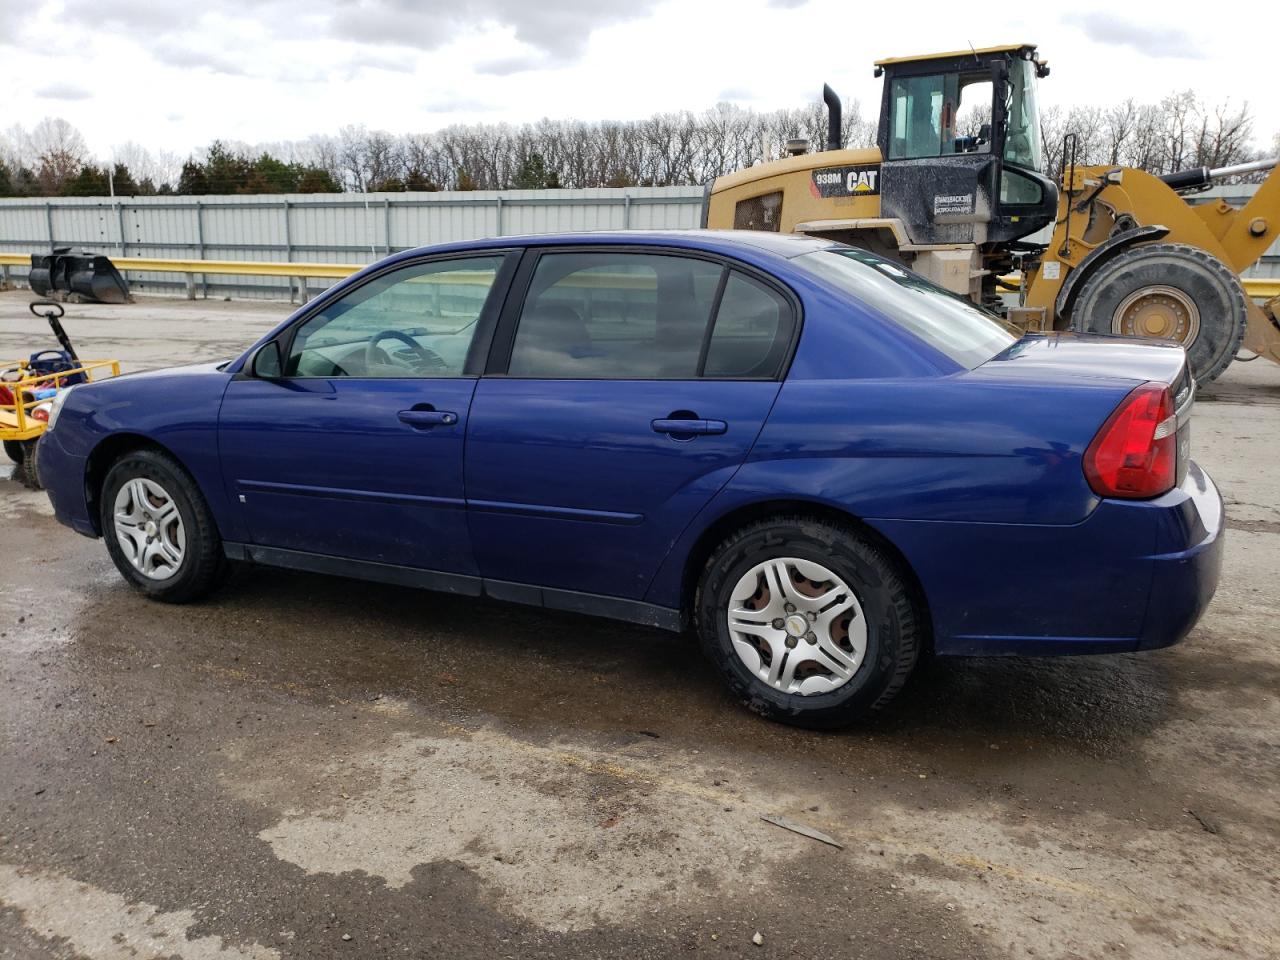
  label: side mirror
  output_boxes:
[251,340,284,379]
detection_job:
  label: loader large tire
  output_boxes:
[1069,243,1247,383]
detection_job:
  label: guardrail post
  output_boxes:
[297,277,309,305]
[185,274,196,300]
[1,264,10,290]
[45,202,55,251]
[283,199,294,303]
[496,195,504,237]
[195,200,207,299]
[624,194,631,229]
[384,198,391,254]
[116,201,127,258]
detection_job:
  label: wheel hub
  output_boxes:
[725,557,867,697]
[113,478,186,581]
[1113,285,1200,345]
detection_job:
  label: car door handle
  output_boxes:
[651,418,728,436]
[398,409,458,427]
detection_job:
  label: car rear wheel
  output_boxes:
[695,516,921,728]
[100,449,226,603]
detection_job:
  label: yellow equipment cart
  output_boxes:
[2,301,120,489]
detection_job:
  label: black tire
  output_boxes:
[99,448,226,603]
[18,440,40,489]
[1069,242,1247,384]
[695,516,922,729]
[3,440,23,464]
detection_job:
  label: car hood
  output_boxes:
[89,360,232,387]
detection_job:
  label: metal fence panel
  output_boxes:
[0,187,708,300]
[5,184,1271,301]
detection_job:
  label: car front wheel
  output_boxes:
[695,516,922,729]
[100,449,226,603]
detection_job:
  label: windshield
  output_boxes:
[1003,58,1044,172]
[793,247,1017,369]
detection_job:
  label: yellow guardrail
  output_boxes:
[0,252,360,278]
[2,252,1278,300]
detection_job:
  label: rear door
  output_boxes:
[465,247,798,600]
[218,252,516,574]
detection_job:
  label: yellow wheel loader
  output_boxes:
[704,43,1280,382]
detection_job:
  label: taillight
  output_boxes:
[1083,382,1177,499]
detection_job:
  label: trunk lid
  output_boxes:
[978,332,1194,490]
[979,332,1190,394]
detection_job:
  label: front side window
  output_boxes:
[508,252,722,379]
[287,255,506,378]
[1003,58,1044,172]
[794,246,1015,368]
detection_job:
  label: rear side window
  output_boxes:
[508,252,721,379]
[794,247,1015,368]
[507,250,798,380]
[704,273,794,378]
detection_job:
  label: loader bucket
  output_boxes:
[28,248,130,304]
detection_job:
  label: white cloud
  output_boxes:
[325,0,656,61]
[34,82,93,101]
[2,0,1277,161]
[1073,12,1205,59]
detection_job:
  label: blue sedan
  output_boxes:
[37,231,1224,727]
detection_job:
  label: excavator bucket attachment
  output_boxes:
[28,248,130,304]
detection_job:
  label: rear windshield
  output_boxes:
[793,247,1017,368]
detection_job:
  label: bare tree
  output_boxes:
[1194,99,1254,170]
[8,89,1267,199]
[27,117,89,193]
[111,141,182,190]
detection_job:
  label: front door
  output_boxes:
[465,248,797,600]
[218,252,515,574]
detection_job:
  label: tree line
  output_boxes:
[1,91,1275,199]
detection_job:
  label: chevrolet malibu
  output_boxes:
[38,231,1223,728]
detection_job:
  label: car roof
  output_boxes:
[395,229,836,263]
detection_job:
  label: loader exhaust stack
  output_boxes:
[823,84,841,151]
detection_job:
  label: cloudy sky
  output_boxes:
[3,0,1278,161]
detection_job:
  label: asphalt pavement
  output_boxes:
[2,290,1278,959]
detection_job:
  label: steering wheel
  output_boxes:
[364,329,447,374]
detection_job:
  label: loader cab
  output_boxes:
[875,44,1057,248]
